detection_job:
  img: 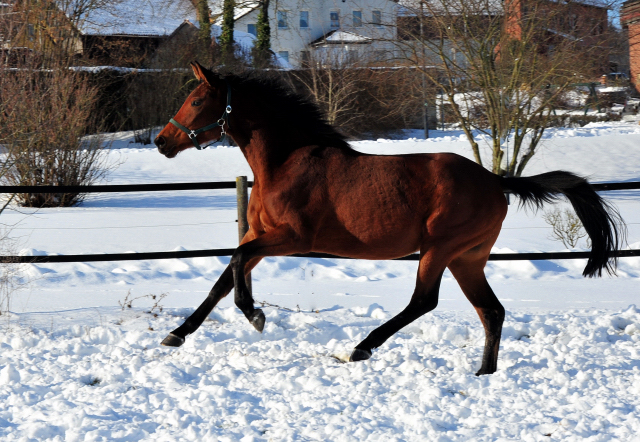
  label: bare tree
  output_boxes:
[287,52,366,134]
[286,50,427,138]
[396,0,616,176]
[0,1,114,207]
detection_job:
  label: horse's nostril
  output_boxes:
[154,136,166,149]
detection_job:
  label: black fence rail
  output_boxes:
[0,179,639,264]
[0,181,246,193]
[1,180,636,194]
[5,249,640,264]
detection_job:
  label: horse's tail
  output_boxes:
[500,171,625,278]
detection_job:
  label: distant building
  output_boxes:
[4,0,196,66]
[225,0,398,67]
[622,0,640,92]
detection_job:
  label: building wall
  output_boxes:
[235,0,397,67]
[622,0,640,92]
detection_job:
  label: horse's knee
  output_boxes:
[229,249,244,270]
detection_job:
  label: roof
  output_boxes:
[209,1,260,23]
[310,30,372,47]
[59,0,197,37]
[398,0,608,17]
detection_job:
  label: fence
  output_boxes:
[0,177,639,264]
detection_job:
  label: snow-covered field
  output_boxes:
[1,122,640,441]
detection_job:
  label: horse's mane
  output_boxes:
[221,72,352,150]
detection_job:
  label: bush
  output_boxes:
[543,207,588,249]
[0,67,111,207]
[285,64,429,139]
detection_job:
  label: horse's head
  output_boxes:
[154,62,231,158]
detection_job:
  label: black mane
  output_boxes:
[222,72,352,150]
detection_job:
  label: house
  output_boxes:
[224,0,398,67]
[3,0,196,66]
[397,0,609,70]
[622,0,640,92]
[74,0,196,66]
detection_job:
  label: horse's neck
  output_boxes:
[231,124,305,177]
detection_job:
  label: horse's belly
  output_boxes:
[313,221,422,260]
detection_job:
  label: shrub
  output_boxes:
[0,66,111,207]
[543,207,588,249]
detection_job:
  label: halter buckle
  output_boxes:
[188,130,197,139]
[226,105,232,114]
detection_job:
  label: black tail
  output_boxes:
[501,171,625,277]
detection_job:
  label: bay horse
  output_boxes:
[154,62,623,375]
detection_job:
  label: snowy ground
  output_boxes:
[1,122,640,440]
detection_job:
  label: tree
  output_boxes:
[252,0,272,68]
[219,0,236,64]
[0,1,113,207]
[287,51,423,138]
[196,0,213,65]
[397,0,616,176]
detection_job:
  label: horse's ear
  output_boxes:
[190,61,209,85]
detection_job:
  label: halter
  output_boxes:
[169,81,232,150]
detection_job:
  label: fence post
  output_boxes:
[236,176,252,295]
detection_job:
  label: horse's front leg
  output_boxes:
[230,225,311,332]
[161,230,263,347]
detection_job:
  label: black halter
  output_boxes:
[169,81,232,150]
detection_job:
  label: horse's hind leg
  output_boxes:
[350,250,447,362]
[448,254,505,376]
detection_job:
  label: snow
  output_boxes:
[321,30,373,44]
[2,121,640,440]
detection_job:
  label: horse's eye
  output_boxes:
[192,99,202,107]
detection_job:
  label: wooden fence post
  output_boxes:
[236,176,252,295]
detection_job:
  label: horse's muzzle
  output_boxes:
[154,136,177,158]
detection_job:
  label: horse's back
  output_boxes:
[280,149,509,259]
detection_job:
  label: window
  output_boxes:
[300,11,309,29]
[247,24,257,36]
[278,51,289,63]
[353,11,362,27]
[300,50,311,66]
[330,11,339,29]
[372,10,382,27]
[277,10,288,29]
[569,14,578,32]
[346,50,357,64]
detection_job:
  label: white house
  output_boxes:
[218,0,398,67]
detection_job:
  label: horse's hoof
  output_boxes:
[349,348,372,362]
[475,368,495,376]
[161,333,185,347]
[249,309,265,333]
